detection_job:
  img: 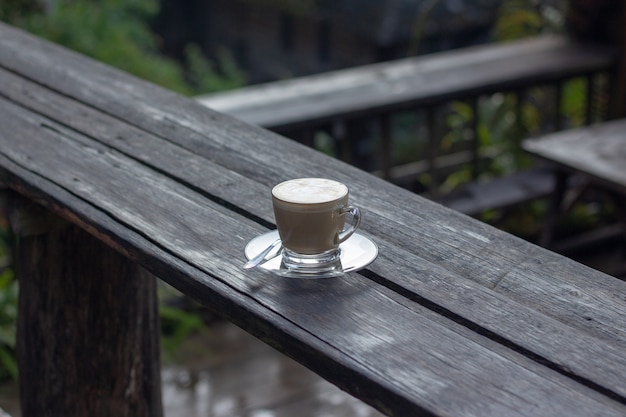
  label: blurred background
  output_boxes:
[0,0,624,416]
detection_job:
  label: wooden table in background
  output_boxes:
[523,118,626,248]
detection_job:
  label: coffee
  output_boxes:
[272,178,358,255]
[272,178,348,205]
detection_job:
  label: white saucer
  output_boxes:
[244,230,378,278]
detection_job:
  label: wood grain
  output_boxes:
[0,87,624,417]
[523,118,626,193]
[2,66,625,401]
[12,197,162,417]
[1,22,626,417]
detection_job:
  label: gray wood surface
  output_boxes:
[197,36,618,130]
[1,22,626,417]
[523,118,626,193]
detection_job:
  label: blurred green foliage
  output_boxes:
[437,0,610,239]
[0,0,248,380]
[441,0,570,188]
[158,296,207,363]
[389,0,606,240]
[0,0,245,96]
[0,0,615,382]
[0,195,17,381]
[0,269,18,382]
[493,0,567,40]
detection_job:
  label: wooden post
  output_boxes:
[9,195,163,417]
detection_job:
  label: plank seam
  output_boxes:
[357,268,626,406]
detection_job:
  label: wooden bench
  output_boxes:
[434,166,556,216]
[1,23,626,417]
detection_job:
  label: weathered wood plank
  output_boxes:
[523,118,626,193]
[4,59,626,348]
[1,43,626,406]
[2,23,626,416]
[196,36,619,129]
[436,166,557,215]
[1,83,626,417]
[1,97,625,416]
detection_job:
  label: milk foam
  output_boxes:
[272,178,348,204]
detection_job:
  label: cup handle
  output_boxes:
[336,205,361,244]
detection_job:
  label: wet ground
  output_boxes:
[161,321,384,417]
[0,320,384,417]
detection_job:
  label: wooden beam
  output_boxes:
[9,195,163,417]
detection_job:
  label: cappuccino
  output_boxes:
[272,178,359,255]
[272,178,348,206]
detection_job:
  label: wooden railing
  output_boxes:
[198,36,619,199]
[2,22,626,417]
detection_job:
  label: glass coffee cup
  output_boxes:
[272,178,361,276]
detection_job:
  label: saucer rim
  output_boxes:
[244,230,378,278]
